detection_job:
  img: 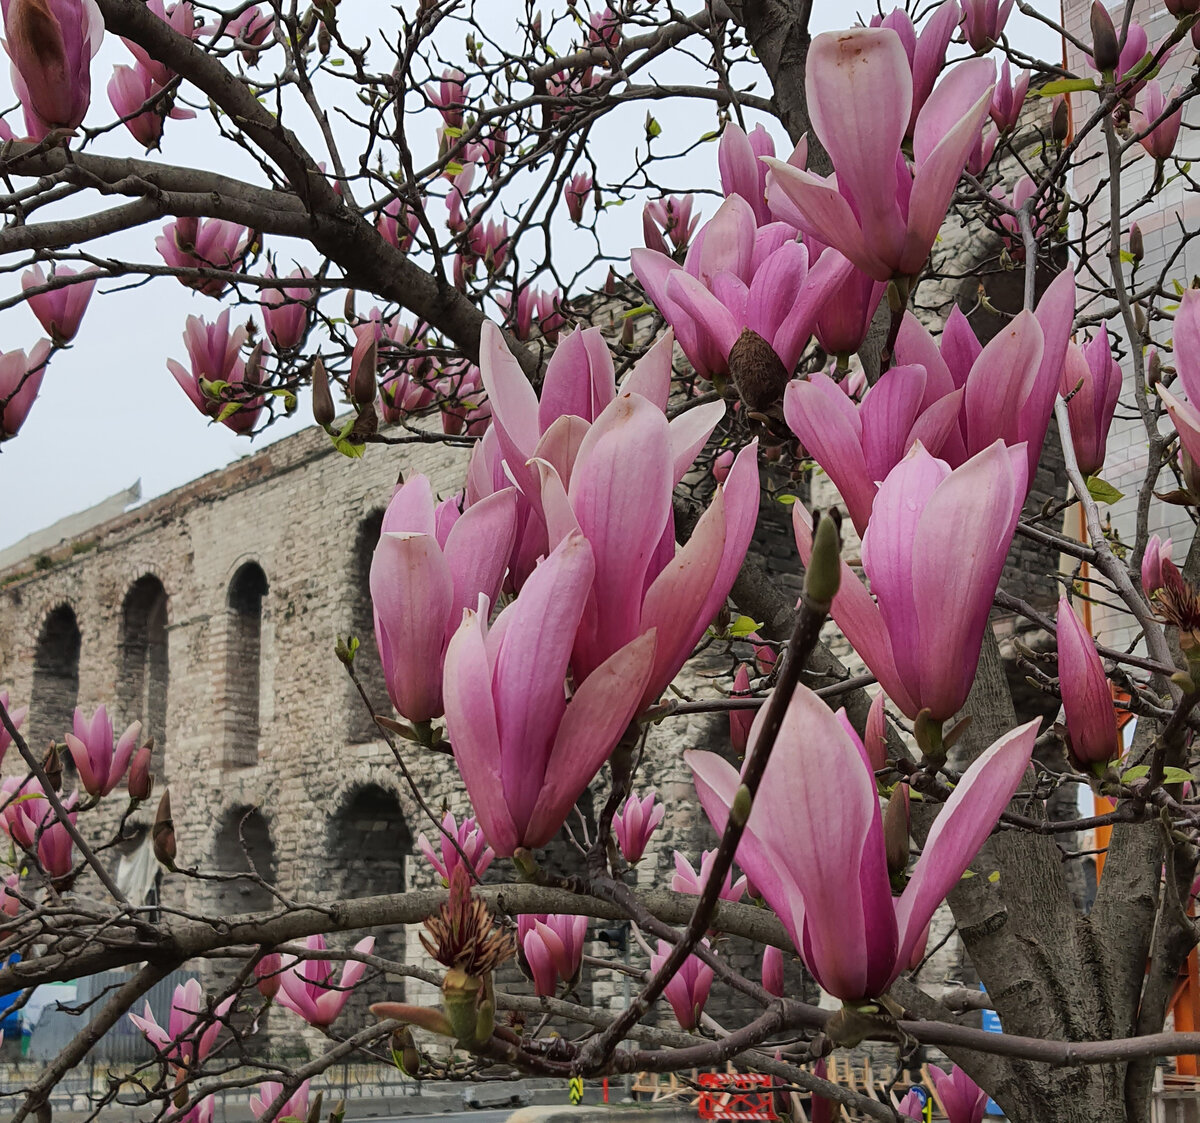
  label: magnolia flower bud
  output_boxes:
[804,514,842,605]
[728,327,789,411]
[1129,222,1144,262]
[1051,94,1069,142]
[1090,1,1120,72]
[883,786,911,881]
[350,337,377,405]
[255,951,282,998]
[311,356,335,426]
[42,744,62,792]
[1147,346,1162,386]
[152,790,176,868]
[127,739,153,801]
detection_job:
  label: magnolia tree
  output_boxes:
[1,0,1200,1120]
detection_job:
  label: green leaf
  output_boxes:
[776,494,799,506]
[1121,764,1150,782]
[445,161,464,177]
[1163,767,1194,784]
[216,402,242,423]
[730,615,764,639]
[1037,77,1101,96]
[987,870,1001,883]
[331,431,366,459]
[623,303,653,319]
[700,131,720,142]
[442,125,463,138]
[329,58,344,66]
[645,115,662,140]
[1119,250,1135,264]
[1086,476,1124,505]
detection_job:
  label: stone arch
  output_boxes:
[209,805,276,1053]
[223,562,269,768]
[118,575,169,749]
[326,783,411,1013]
[347,510,387,743]
[29,604,80,749]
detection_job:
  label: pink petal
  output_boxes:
[443,601,520,857]
[894,719,1038,967]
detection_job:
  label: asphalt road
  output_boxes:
[363,1112,517,1123]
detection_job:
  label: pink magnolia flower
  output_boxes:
[643,195,699,255]
[468,216,510,276]
[1157,289,1200,465]
[1143,534,1173,597]
[566,173,592,223]
[763,30,994,281]
[225,5,272,50]
[587,5,621,49]
[960,0,1014,52]
[813,266,886,360]
[155,216,248,297]
[651,939,713,1030]
[429,68,466,128]
[167,309,264,434]
[370,473,517,723]
[21,265,95,344]
[129,978,232,1062]
[534,394,760,706]
[1059,329,1121,477]
[1056,597,1119,772]
[33,788,75,877]
[255,952,282,999]
[785,362,964,537]
[989,60,1029,133]
[891,267,1076,483]
[259,265,312,352]
[250,1081,309,1123]
[730,663,754,756]
[1135,80,1183,161]
[613,788,664,864]
[442,533,656,856]
[929,1064,987,1123]
[438,360,490,437]
[0,779,75,878]
[121,0,195,87]
[0,340,51,439]
[107,60,193,149]
[672,849,747,903]
[966,122,1000,176]
[379,344,436,425]
[898,1091,925,1121]
[0,692,27,763]
[794,441,1027,723]
[496,284,566,343]
[712,449,735,484]
[519,913,587,995]
[445,162,476,232]
[870,0,959,135]
[472,319,727,591]
[761,944,784,997]
[417,810,495,886]
[632,195,854,379]
[278,934,375,1027]
[1,0,103,139]
[64,704,141,797]
[1,871,20,923]
[376,196,419,252]
[718,122,778,226]
[688,685,1038,1002]
[992,175,1050,254]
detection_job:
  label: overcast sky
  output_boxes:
[0,1,1062,553]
